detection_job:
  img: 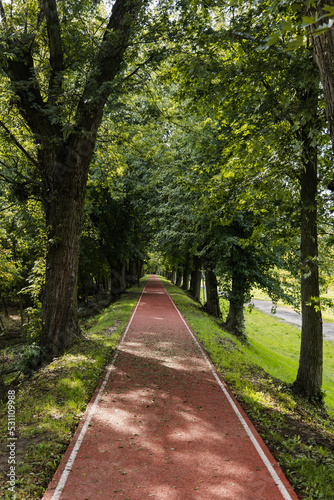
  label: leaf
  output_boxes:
[323,5,334,16]
[301,15,316,28]
[280,19,293,33]
[286,35,306,50]
[265,32,281,47]
[313,20,334,36]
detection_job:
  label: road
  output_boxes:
[251,299,334,344]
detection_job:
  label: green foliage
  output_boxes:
[0,238,19,294]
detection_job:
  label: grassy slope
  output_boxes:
[161,278,334,500]
[245,308,334,410]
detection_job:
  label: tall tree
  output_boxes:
[0,0,148,359]
[166,0,329,398]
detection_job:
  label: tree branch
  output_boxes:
[74,0,148,137]
[0,120,39,167]
[5,41,49,137]
[42,0,64,99]
[0,203,17,213]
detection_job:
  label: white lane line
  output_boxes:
[50,281,148,500]
[162,281,294,500]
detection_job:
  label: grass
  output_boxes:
[244,307,334,411]
[0,279,147,499]
[161,277,334,500]
[1,275,334,499]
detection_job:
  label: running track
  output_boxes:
[43,276,298,500]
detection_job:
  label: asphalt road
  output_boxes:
[251,299,334,344]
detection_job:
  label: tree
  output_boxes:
[0,0,148,359]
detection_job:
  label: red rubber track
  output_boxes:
[43,276,298,500]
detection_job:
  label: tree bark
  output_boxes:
[137,258,144,286]
[109,259,127,297]
[181,261,190,290]
[225,274,245,337]
[40,143,91,358]
[205,269,220,317]
[293,110,323,399]
[190,265,201,303]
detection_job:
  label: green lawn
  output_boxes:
[244,307,334,411]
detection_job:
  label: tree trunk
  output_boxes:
[109,259,126,297]
[181,261,190,290]
[137,258,143,286]
[225,276,245,337]
[41,148,90,359]
[190,267,202,302]
[176,271,182,287]
[127,260,136,285]
[1,296,9,318]
[293,116,323,399]
[205,269,220,317]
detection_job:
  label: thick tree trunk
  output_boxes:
[176,271,182,287]
[190,266,202,303]
[225,276,245,337]
[293,125,323,399]
[41,157,88,359]
[181,261,190,291]
[205,269,220,318]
